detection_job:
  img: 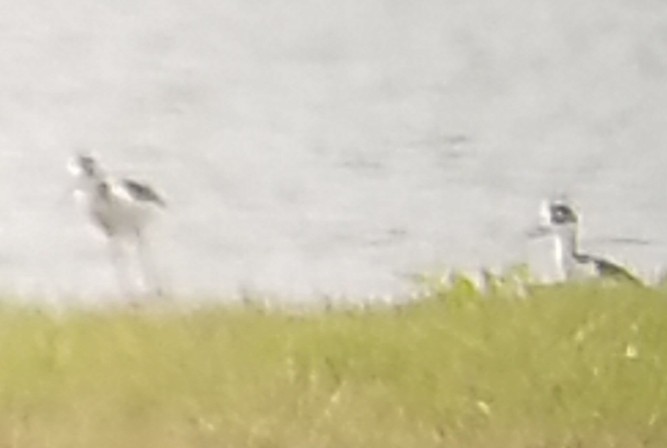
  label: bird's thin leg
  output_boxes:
[109,237,134,299]
[136,231,164,298]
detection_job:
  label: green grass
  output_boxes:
[0,282,665,447]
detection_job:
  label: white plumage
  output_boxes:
[69,154,166,297]
[529,198,641,285]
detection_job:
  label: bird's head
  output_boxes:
[68,153,103,179]
[528,197,579,239]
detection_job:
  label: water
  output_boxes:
[2,0,667,303]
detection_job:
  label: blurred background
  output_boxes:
[0,0,666,303]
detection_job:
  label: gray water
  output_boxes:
[2,0,667,304]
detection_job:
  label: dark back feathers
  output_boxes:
[122,179,166,207]
[574,253,642,285]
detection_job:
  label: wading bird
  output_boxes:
[69,154,166,297]
[528,198,641,285]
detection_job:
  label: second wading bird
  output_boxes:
[528,198,642,285]
[69,154,167,297]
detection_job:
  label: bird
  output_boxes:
[68,153,167,297]
[528,198,642,285]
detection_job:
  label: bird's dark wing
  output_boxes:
[577,253,643,285]
[122,179,166,207]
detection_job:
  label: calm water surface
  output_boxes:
[2,0,667,304]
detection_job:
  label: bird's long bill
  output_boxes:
[525,224,552,239]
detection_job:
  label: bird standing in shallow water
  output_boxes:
[528,198,642,285]
[69,154,166,297]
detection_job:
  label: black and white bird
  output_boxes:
[528,198,641,285]
[69,153,166,296]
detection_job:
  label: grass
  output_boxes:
[0,281,664,447]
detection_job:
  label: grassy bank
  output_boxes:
[0,283,665,447]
